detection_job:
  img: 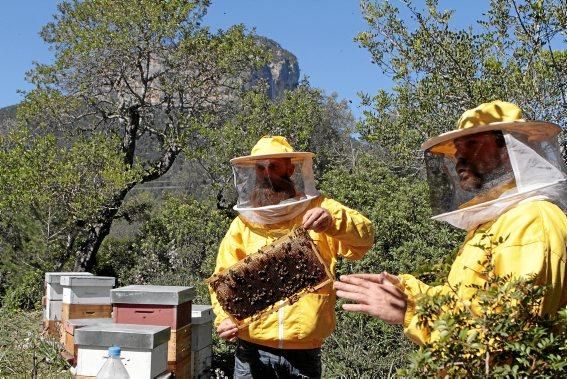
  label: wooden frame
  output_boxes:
[207,227,333,329]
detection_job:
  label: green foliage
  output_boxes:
[398,237,567,378]
[318,153,462,377]
[0,128,140,281]
[15,0,268,270]
[323,311,414,378]
[357,0,566,168]
[1,269,44,311]
[0,309,71,377]
[97,195,231,303]
[320,153,462,279]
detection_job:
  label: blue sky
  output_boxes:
[0,1,487,119]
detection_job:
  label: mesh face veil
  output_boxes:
[230,136,320,225]
[424,126,567,230]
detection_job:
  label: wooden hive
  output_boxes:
[207,227,333,327]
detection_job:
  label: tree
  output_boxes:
[0,126,138,301]
[181,81,357,210]
[356,0,566,170]
[319,154,462,378]
[17,0,267,271]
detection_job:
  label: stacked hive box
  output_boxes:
[60,276,115,324]
[74,323,170,378]
[62,318,113,358]
[43,272,93,336]
[191,305,214,379]
[111,285,195,379]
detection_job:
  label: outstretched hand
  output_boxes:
[334,272,407,325]
[302,207,333,233]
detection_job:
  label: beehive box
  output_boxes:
[61,276,115,305]
[207,227,333,327]
[43,272,95,337]
[111,285,195,379]
[191,305,213,350]
[74,323,170,378]
[111,285,195,329]
[63,318,113,357]
[191,305,214,378]
[45,272,93,302]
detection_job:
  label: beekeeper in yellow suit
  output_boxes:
[210,136,374,378]
[334,100,567,345]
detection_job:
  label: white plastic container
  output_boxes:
[96,346,130,379]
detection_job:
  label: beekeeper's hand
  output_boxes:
[217,318,238,342]
[302,207,332,233]
[334,272,407,324]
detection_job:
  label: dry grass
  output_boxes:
[0,308,72,378]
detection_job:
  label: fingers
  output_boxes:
[341,302,371,314]
[302,208,332,232]
[217,319,238,341]
[344,273,386,284]
[335,287,370,304]
[302,209,320,230]
[336,274,380,290]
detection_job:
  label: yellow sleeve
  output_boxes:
[321,198,375,259]
[398,274,450,345]
[490,201,567,315]
[208,219,245,327]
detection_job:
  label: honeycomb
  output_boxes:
[208,227,331,323]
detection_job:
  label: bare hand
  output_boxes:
[302,207,333,233]
[334,272,407,325]
[217,318,238,342]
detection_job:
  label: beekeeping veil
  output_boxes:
[231,136,320,224]
[423,100,567,231]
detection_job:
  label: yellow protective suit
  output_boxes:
[210,196,374,349]
[400,200,567,345]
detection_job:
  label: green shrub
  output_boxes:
[0,308,71,377]
[398,237,567,378]
[2,269,44,311]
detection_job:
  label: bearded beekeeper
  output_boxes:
[209,136,374,378]
[334,100,567,345]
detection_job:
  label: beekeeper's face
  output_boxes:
[454,131,508,191]
[251,158,297,207]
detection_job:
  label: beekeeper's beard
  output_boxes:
[250,175,297,207]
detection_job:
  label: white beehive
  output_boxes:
[45,272,93,301]
[61,276,115,305]
[74,323,170,378]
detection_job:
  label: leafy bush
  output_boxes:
[96,195,232,304]
[318,154,463,377]
[2,269,44,311]
[398,238,567,378]
[0,308,71,377]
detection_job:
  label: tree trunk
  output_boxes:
[72,188,130,272]
[72,145,181,271]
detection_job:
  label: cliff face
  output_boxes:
[251,37,300,99]
[0,37,299,124]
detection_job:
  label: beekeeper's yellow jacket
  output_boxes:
[210,196,374,349]
[400,200,567,345]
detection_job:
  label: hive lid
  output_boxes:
[192,305,214,324]
[64,318,113,334]
[45,272,93,284]
[74,323,171,348]
[60,275,115,287]
[111,285,195,305]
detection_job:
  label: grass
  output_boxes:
[0,308,72,378]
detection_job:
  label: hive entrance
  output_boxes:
[208,227,332,325]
